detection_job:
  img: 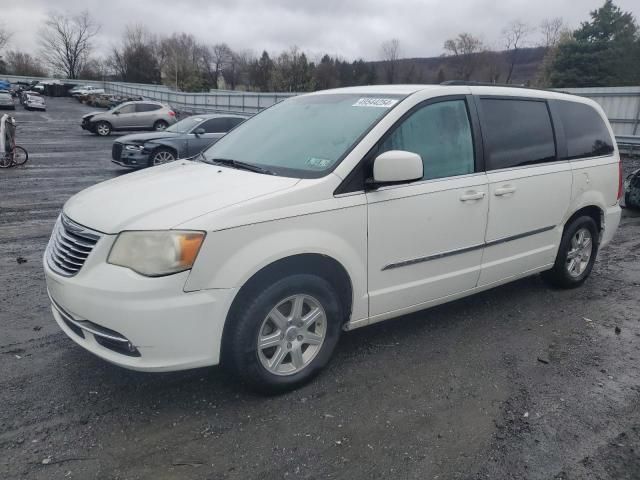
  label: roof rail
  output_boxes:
[440,80,559,94]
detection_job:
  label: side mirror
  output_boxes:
[193,127,205,136]
[371,150,423,185]
[113,110,120,115]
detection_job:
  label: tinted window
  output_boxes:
[115,104,135,114]
[200,118,229,133]
[555,100,614,159]
[481,99,556,170]
[378,100,474,180]
[136,103,161,113]
[227,117,244,129]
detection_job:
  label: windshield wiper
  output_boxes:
[206,157,276,175]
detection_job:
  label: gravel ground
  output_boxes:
[1,97,640,480]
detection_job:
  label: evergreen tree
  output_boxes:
[548,1,639,87]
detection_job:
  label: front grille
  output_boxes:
[112,142,123,161]
[46,215,101,277]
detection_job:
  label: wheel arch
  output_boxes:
[220,253,354,362]
[564,205,603,234]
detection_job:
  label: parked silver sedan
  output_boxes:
[81,101,177,136]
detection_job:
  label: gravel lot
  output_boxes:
[1,97,640,480]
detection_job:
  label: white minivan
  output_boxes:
[44,84,622,392]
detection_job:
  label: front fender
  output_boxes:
[144,139,182,156]
[184,205,369,322]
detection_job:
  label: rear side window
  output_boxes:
[378,99,475,180]
[480,98,556,170]
[136,103,162,113]
[554,100,614,159]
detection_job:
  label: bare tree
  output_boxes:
[539,17,567,48]
[502,20,534,84]
[110,25,160,83]
[443,33,485,80]
[380,38,400,83]
[206,43,233,89]
[38,10,99,79]
[0,23,10,51]
[4,50,47,76]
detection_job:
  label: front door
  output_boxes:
[366,97,489,318]
[186,117,228,156]
[111,103,136,129]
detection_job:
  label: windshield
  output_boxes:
[166,116,204,134]
[201,93,404,178]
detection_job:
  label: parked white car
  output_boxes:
[71,85,105,96]
[44,84,622,392]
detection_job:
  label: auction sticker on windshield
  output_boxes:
[352,98,398,108]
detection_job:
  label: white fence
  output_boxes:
[1,74,296,115]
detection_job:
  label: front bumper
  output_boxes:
[112,143,149,168]
[43,231,235,372]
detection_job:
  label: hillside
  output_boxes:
[368,46,548,85]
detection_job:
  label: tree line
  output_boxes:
[0,1,637,90]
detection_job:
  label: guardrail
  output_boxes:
[616,135,640,157]
[1,74,297,115]
[104,83,296,115]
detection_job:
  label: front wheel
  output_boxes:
[223,274,343,393]
[541,216,599,288]
[95,121,111,136]
[149,148,176,166]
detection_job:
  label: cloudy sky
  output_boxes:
[2,0,640,61]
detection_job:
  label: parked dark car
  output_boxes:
[111,113,248,168]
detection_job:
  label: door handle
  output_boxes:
[494,185,516,196]
[459,191,486,202]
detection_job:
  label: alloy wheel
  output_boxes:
[152,151,175,165]
[566,227,593,277]
[257,294,327,376]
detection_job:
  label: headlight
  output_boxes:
[125,144,144,151]
[108,230,205,276]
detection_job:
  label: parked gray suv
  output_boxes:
[81,101,177,136]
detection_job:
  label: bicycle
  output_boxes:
[0,114,28,168]
[0,145,28,168]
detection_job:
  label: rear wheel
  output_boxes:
[223,274,343,393]
[541,216,599,288]
[149,148,176,166]
[95,121,111,136]
[153,120,169,131]
[12,146,28,166]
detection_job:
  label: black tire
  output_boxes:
[12,146,28,166]
[541,215,599,289]
[95,121,111,136]
[223,274,343,394]
[148,147,176,167]
[153,120,169,131]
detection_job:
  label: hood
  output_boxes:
[82,111,103,120]
[63,160,300,234]
[115,132,178,144]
